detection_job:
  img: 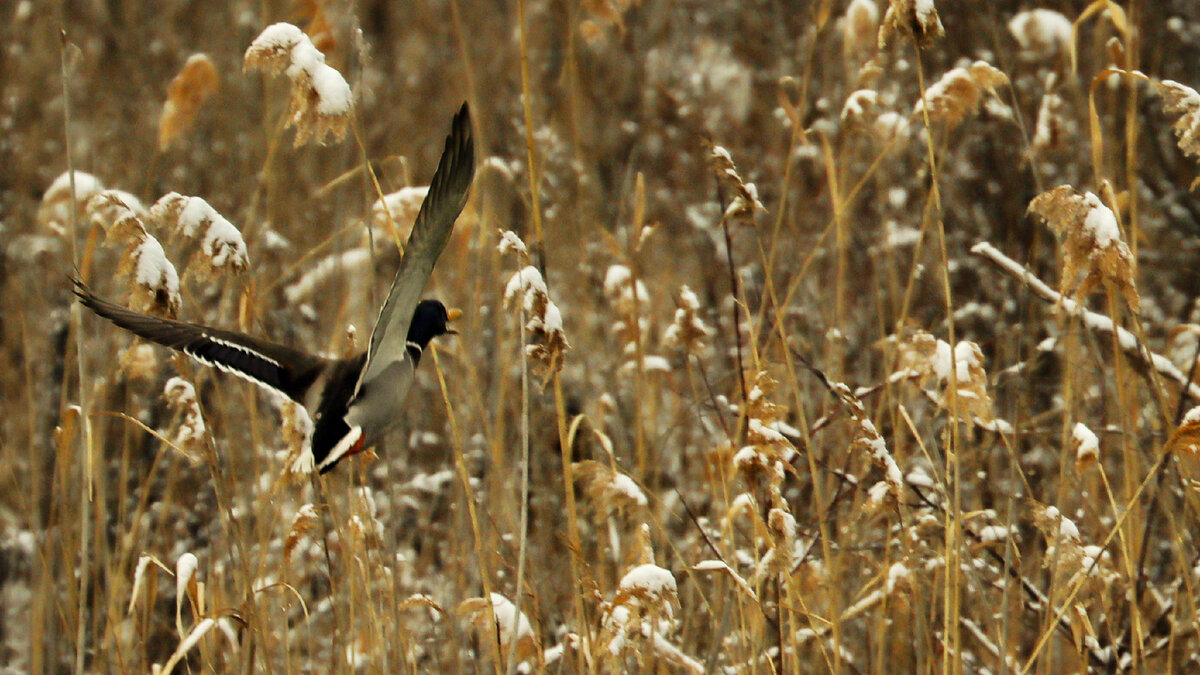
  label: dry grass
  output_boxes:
[5,1,1200,673]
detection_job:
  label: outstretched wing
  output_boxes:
[73,279,327,402]
[356,103,474,394]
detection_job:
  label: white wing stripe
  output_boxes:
[184,350,296,402]
[318,426,363,472]
[201,333,283,367]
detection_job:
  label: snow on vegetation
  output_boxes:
[458,593,536,664]
[39,170,105,234]
[1041,505,1081,541]
[841,89,878,122]
[505,266,548,310]
[151,192,249,273]
[978,525,1012,544]
[285,248,372,303]
[371,186,429,239]
[1157,80,1200,178]
[164,376,205,453]
[1081,192,1119,246]
[914,61,1009,126]
[45,169,103,203]
[663,285,713,354]
[14,3,1200,672]
[497,229,528,255]
[1008,8,1072,57]
[601,559,698,670]
[175,552,198,613]
[618,563,677,599]
[1072,422,1100,463]
[244,22,352,144]
[575,460,648,511]
[178,197,247,267]
[502,239,570,380]
[1028,185,1140,309]
[131,235,183,312]
[603,264,648,307]
[1186,405,1200,426]
[887,561,910,592]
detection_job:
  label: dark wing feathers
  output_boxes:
[73,279,326,402]
[358,103,474,390]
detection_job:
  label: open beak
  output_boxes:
[445,307,462,334]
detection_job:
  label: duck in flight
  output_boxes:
[75,103,475,474]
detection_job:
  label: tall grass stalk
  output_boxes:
[507,272,532,675]
[911,44,965,675]
[432,346,504,674]
[59,30,95,675]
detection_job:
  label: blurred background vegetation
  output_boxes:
[4,0,1200,672]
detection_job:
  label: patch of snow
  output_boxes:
[1072,422,1099,461]
[498,229,528,255]
[1082,192,1120,246]
[488,593,534,645]
[134,236,180,299]
[1008,9,1071,55]
[619,563,677,597]
[610,473,647,507]
[978,525,1011,543]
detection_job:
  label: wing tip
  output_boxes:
[70,275,110,315]
[363,103,475,373]
[443,101,475,195]
[68,273,90,302]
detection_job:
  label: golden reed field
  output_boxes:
[4,0,1200,672]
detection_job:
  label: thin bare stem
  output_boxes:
[60,29,94,675]
[516,0,544,265]
[719,206,749,411]
[507,270,532,675]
